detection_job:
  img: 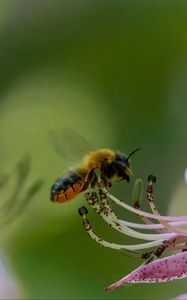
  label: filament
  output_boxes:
[80,210,165,251]
[146,178,187,236]
[86,193,176,241]
[103,187,187,223]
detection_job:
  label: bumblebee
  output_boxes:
[50,147,140,203]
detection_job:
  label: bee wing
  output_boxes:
[49,127,95,166]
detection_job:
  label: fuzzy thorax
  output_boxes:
[82,149,115,170]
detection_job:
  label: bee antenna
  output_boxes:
[127,147,141,160]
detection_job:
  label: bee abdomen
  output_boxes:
[50,169,87,203]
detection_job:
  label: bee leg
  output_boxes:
[90,173,98,188]
[90,169,110,189]
[89,169,103,188]
[91,179,97,188]
[81,181,89,192]
[81,169,98,190]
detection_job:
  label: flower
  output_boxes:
[0,257,22,299]
[0,155,43,298]
[174,294,187,300]
[105,251,187,291]
[78,175,187,291]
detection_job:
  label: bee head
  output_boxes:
[115,148,141,181]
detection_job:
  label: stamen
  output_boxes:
[78,175,187,292]
[143,236,180,265]
[93,190,187,232]
[85,192,176,241]
[78,206,166,251]
[119,220,187,230]
[98,188,187,230]
[167,245,187,251]
[98,189,118,220]
[131,177,167,233]
[101,185,187,222]
[98,188,187,231]
[120,248,143,259]
[147,175,187,236]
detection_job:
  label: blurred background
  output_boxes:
[0,0,187,298]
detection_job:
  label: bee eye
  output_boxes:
[115,154,128,165]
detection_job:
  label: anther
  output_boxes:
[78,206,88,216]
[147,175,156,183]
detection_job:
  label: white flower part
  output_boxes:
[0,258,23,299]
[184,168,187,184]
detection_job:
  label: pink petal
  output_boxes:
[174,294,187,300]
[105,252,187,291]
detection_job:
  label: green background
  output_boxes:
[0,0,187,298]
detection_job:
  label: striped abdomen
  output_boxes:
[50,168,88,203]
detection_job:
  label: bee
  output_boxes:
[50,131,140,203]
